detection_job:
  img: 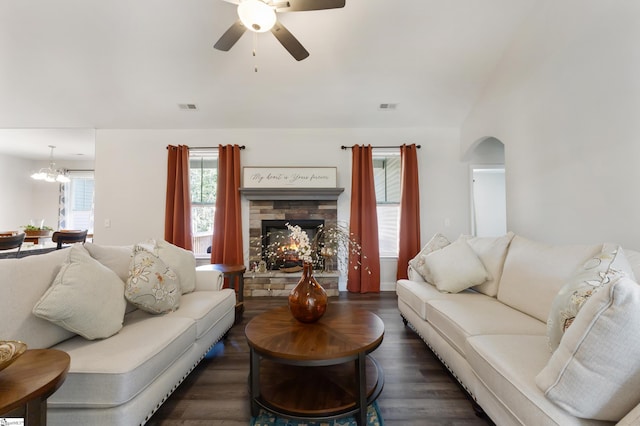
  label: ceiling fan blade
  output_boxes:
[274,0,345,12]
[270,21,309,61]
[214,20,247,51]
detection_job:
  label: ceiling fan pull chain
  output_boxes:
[253,32,258,72]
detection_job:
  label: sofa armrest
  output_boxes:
[195,268,224,291]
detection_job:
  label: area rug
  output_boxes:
[250,402,383,426]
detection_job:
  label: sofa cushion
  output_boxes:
[467,335,608,426]
[33,245,127,340]
[0,249,76,349]
[464,232,515,297]
[536,274,640,421]
[49,314,196,407]
[421,238,490,293]
[547,244,635,351]
[497,236,601,322]
[126,245,181,314]
[409,233,450,281]
[162,289,235,339]
[395,279,484,321]
[427,298,546,357]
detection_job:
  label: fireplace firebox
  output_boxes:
[261,219,324,270]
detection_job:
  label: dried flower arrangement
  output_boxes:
[255,222,369,274]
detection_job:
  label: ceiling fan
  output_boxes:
[214,0,345,61]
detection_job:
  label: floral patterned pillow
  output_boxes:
[126,245,181,314]
[546,244,635,351]
[149,239,196,294]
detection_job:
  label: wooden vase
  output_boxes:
[288,261,328,323]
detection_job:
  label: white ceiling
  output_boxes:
[0,0,536,159]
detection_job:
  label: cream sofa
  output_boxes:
[397,233,640,426]
[0,241,236,426]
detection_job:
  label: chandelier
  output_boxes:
[30,145,70,183]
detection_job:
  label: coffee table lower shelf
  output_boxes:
[252,355,384,422]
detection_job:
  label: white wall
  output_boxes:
[0,154,34,231]
[94,127,470,289]
[462,0,640,248]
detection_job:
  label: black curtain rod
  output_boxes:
[166,145,246,150]
[340,144,421,150]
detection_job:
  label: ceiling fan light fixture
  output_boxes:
[238,0,276,33]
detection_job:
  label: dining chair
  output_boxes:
[52,230,88,250]
[0,233,26,257]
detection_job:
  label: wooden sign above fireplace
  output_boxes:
[241,166,343,200]
[243,167,337,188]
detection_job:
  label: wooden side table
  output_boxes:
[0,349,70,426]
[199,264,246,323]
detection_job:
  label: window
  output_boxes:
[189,149,217,256]
[373,151,401,257]
[59,170,95,233]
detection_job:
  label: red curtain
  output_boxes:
[396,144,421,280]
[165,145,193,250]
[348,145,381,293]
[210,144,243,265]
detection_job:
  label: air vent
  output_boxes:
[178,103,198,110]
[378,103,398,111]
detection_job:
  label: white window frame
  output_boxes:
[59,170,95,233]
[189,148,218,256]
[373,149,401,258]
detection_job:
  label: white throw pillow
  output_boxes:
[84,242,133,282]
[536,273,640,421]
[546,244,635,352]
[421,238,489,293]
[154,239,197,294]
[409,233,451,282]
[32,245,127,340]
[463,232,515,297]
[126,244,181,314]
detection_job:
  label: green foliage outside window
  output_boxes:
[190,157,217,233]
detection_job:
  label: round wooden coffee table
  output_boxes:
[0,349,70,426]
[245,304,384,424]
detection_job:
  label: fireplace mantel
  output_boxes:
[240,187,344,201]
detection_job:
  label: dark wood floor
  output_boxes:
[147,292,493,426]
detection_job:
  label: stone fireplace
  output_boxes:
[242,188,343,297]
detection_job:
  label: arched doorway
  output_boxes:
[464,137,506,237]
